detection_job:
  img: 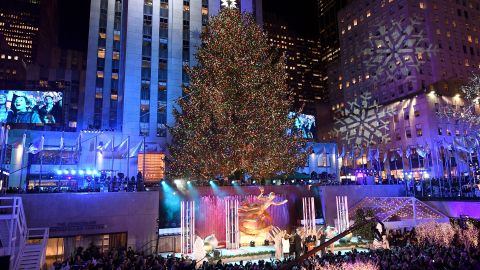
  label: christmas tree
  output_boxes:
[168,8,306,181]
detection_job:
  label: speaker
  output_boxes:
[213,250,220,258]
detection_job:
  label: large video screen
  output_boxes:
[288,112,316,139]
[0,90,63,125]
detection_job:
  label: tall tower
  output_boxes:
[0,0,41,64]
[83,0,262,148]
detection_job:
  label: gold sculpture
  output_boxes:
[239,187,288,236]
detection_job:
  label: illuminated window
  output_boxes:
[416,124,422,137]
[97,49,105,58]
[353,19,357,26]
[419,2,425,9]
[96,71,104,78]
[468,35,472,43]
[367,11,371,17]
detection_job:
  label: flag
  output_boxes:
[114,138,129,154]
[417,145,427,158]
[367,148,373,160]
[340,145,345,158]
[397,146,403,158]
[383,151,388,163]
[97,140,112,153]
[28,135,44,154]
[375,147,380,161]
[59,132,64,150]
[21,133,26,149]
[127,141,144,158]
[406,147,411,158]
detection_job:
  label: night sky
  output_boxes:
[56,0,318,52]
[58,0,90,52]
[263,0,319,38]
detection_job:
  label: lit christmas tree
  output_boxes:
[168,8,306,181]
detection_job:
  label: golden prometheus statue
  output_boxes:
[239,187,288,238]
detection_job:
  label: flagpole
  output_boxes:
[143,135,146,181]
[127,136,130,180]
[2,127,8,189]
[111,134,115,178]
[0,126,5,190]
[19,132,26,191]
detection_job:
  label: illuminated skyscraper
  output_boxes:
[0,0,40,64]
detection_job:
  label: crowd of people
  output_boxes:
[50,225,480,270]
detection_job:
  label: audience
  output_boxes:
[51,226,480,270]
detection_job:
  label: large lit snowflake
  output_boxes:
[221,0,237,9]
[363,17,436,82]
[333,92,393,147]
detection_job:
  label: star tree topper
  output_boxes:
[221,0,237,9]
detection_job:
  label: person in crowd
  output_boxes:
[7,95,41,124]
[0,94,12,123]
[39,95,62,124]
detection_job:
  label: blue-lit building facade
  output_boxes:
[1,0,264,190]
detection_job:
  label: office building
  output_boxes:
[332,0,480,177]
[263,19,323,114]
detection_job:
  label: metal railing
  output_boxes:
[26,227,50,268]
[0,197,28,270]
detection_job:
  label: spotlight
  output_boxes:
[63,169,69,175]
[209,180,214,184]
[252,180,256,184]
[272,180,276,184]
[71,170,77,175]
[92,170,99,175]
[79,170,85,175]
[309,179,313,183]
[161,180,165,185]
[187,180,191,184]
[86,169,92,175]
[231,180,236,184]
[174,179,181,185]
[291,180,295,183]
[56,170,63,175]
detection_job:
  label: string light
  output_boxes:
[169,9,307,180]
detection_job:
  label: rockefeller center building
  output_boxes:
[332,0,480,178]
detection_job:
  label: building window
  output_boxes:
[406,129,412,138]
[403,109,409,120]
[438,127,442,135]
[317,153,330,167]
[416,124,422,137]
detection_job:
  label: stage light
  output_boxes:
[187,180,191,184]
[174,179,181,185]
[231,180,236,184]
[291,180,295,183]
[309,179,313,183]
[79,170,85,175]
[86,169,92,175]
[272,180,276,184]
[252,180,256,184]
[63,169,69,175]
[172,192,176,195]
[424,173,429,179]
[71,170,76,175]
[56,170,63,175]
[161,180,165,185]
[92,170,99,175]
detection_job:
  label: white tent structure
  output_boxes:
[348,197,449,229]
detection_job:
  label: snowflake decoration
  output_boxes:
[221,0,237,9]
[363,17,436,83]
[333,92,393,147]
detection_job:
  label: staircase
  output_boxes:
[0,197,49,270]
